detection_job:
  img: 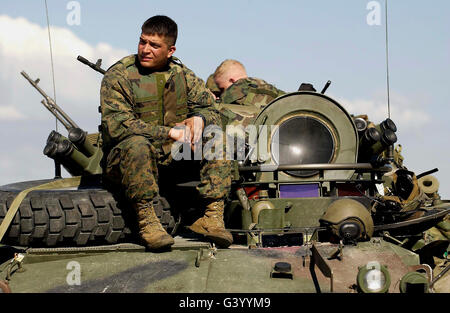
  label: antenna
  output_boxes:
[385,0,391,119]
[44,0,62,178]
[44,0,58,131]
[384,0,395,162]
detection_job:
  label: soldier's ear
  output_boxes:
[168,46,176,58]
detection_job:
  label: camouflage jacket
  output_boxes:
[100,55,219,149]
[220,77,285,109]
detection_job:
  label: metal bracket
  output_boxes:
[309,243,334,293]
[195,248,204,268]
[327,241,344,261]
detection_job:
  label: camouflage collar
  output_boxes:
[123,54,184,76]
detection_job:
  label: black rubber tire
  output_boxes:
[0,180,176,247]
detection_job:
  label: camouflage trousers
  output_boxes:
[103,135,232,204]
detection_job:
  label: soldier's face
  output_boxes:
[138,33,176,70]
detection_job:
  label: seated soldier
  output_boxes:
[213,59,285,109]
[101,16,233,250]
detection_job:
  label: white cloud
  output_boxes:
[333,91,431,132]
[0,15,130,124]
[0,15,130,186]
[0,105,27,120]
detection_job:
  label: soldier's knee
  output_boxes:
[120,136,158,159]
[105,135,158,176]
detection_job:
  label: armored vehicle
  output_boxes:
[0,57,448,294]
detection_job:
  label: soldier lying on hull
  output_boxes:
[206,60,286,162]
[213,59,286,109]
[100,15,233,250]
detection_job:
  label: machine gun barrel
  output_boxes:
[77,55,106,75]
[321,80,331,94]
[20,71,80,130]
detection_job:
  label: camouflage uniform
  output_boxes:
[205,74,221,99]
[214,77,285,161]
[212,77,285,131]
[100,55,231,206]
[220,77,285,110]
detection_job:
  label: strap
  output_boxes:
[243,92,256,106]
[0,176,82,242]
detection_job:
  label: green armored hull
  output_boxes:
[1,88,449,294]
[2,237,448,293]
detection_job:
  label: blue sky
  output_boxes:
[0,0,449,198]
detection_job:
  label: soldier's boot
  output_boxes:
[134,201,174,250]
[188,200,233,248]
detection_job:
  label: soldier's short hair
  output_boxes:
[213,59,246,80]
[141,15,178,46]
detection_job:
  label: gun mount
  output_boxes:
[20,71,102,176]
